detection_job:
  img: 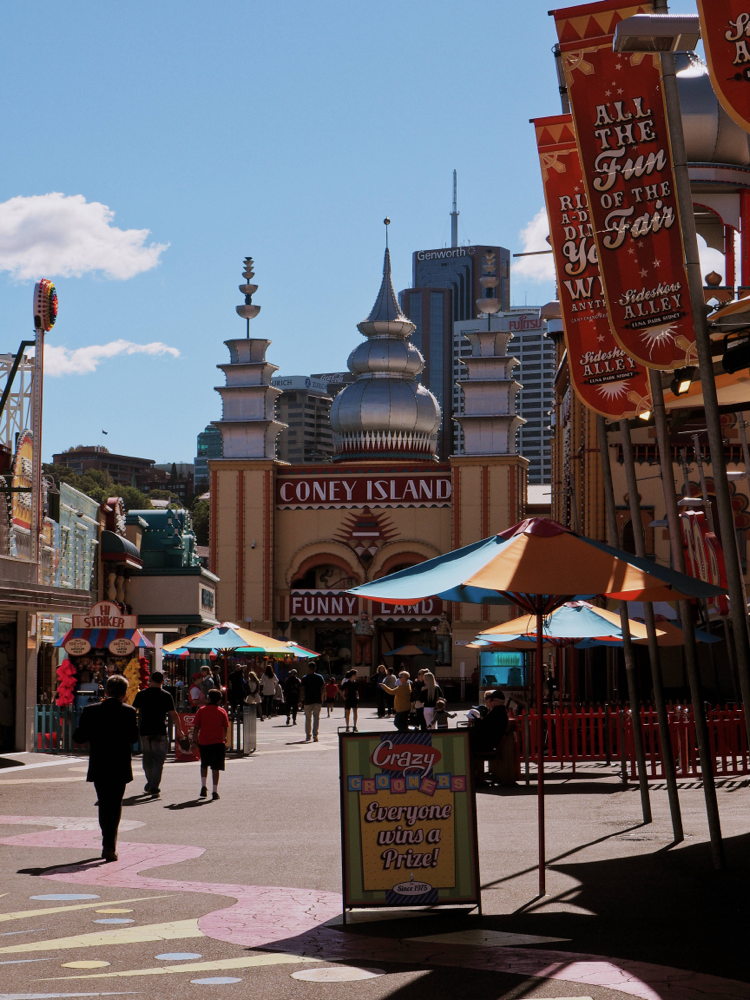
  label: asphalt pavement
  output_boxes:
[0,704,748,1000]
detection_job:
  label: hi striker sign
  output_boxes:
[339,731,480,915]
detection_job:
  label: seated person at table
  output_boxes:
[469,689,509,753]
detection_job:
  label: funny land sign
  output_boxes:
[339,731,480,910]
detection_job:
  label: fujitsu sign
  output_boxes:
[277,472,452,509]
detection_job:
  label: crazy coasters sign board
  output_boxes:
[339,731,480,911]
[553,0,698,371]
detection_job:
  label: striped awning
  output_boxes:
[55,628,154,649]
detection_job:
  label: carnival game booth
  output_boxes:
[35,601,154,753]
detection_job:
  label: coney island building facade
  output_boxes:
[208,250,527,679]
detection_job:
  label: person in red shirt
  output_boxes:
[325,678,339,717]
[192,688,228,800]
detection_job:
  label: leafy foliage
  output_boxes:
[43,463,152,511]
[192,498,210,546]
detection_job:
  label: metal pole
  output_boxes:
[30,325,44,578]
[536,601,546,896]
[618,418,683,840]
[655,31,750,729]
[597,416,652,823]
[650,373,725,868]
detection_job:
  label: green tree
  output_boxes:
[119,486,152,511]
[42,464,151,511]
[192,498,210,546]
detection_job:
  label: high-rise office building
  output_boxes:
[396,287,452,459]
[272,376,334,463]
[398,175,511,460]
[452,309,554,485]
[194,425,223,489]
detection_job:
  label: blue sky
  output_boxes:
[0,0,700,463]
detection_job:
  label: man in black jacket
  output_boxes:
[469,689,509,753]
[73,674,138,862]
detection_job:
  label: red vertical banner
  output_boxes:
[553,1,698,371]
[698,2,750,134]
[533,113,652,417]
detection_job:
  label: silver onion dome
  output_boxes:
[330,246,441,461]
[677,54,750,166]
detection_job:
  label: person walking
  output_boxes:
[411,668,427,731]
[73,674,138,862]
[429,697,456,730]
[284,668,301,726]
[299,661,326,742]
[325,676,339,717]
[259,664,278,720]
[192,688,229,800]
[384,670,412,733]
[228,664,247,717]
[380,666,398,718]
[133,670,184,798]
[341,668,359,732]
[245,670,261,718]
[421,670,443,730]
[374,664,388,719]
[198,665,216,705]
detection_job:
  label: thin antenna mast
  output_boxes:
[450,170,459,248]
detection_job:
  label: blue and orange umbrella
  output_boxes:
[348,517,724,894]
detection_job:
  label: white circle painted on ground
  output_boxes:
[61,960,111,969]
[291,967,386,982]
[190,977,242,984]
[93,918,135,924]
[31,893,99,900]
[156,952,203,961]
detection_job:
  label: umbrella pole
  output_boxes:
[650,377,725,869]
[619,417,682,842]
[598,417,651,824]
[536,602,545,897]
[570,645,576,777]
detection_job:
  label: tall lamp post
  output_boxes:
[614,12,750,743]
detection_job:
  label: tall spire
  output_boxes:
[236,257,260,338]
[329,221,441,461]
[450,169,459,248]
[358,220,414,338]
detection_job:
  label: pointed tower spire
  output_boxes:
[329,221,441,461]
[450,170,459,248]
[358,219,415,338]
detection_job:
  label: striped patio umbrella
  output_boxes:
[163,624,293,698]
[476,601,658,644]
[348,516,724,895]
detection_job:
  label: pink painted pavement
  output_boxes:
[1,815,747,1000]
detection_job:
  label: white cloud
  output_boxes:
[0,192,168,280]
[512,208,556,283]
[697,233,725,284]
[43,339,180,376]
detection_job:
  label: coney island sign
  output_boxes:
[277,470,452,509]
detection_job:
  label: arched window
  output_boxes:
[292,561,358,590]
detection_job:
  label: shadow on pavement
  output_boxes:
[477,781,628,796]
[18,857,105,876]
[164,799,213,810]
[335,829,750,990]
